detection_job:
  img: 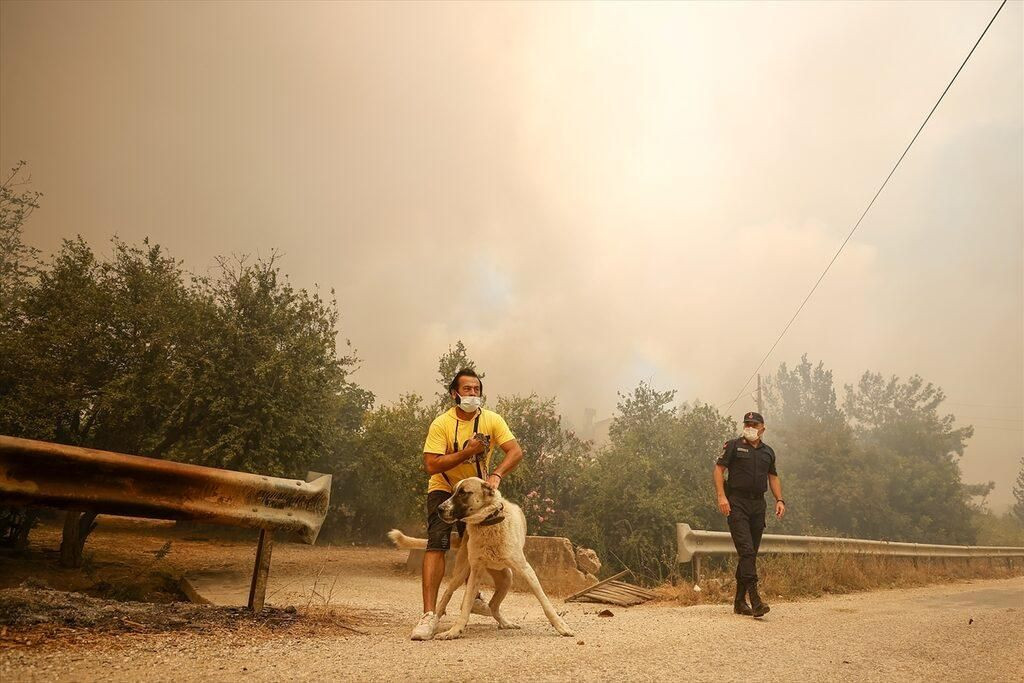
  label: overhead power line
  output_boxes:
[721,0,1009,414]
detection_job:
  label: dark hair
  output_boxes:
[448,368,483,395]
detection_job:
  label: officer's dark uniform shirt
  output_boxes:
[716,438,777,494]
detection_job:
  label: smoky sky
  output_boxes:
[2,1,1021,508]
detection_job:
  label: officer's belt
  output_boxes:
[727,490,766,500]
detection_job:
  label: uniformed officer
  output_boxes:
[713,411,785,617]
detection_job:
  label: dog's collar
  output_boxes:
[476,503,505,527]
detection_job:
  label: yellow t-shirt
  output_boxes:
[423,408,516,493]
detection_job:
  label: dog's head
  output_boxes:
[438,477,501,524]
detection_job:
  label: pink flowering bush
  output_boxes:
[492,394,591,536]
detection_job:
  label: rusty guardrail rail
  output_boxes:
[0,435,331,609]
[677,523,1024,581]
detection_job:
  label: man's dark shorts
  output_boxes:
[426,490,465,551]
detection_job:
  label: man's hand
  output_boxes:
[465,436,487,456]
[486,473,501,489]
[718,496,731,516]
[775,500,786,519]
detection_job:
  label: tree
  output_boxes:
[491,393,591,535]
[431,340,481,413]
[174,254,370,476]
[570,383,733,583]
[1013,456,1024,526]
[762,356,890,538]
[0,237,369,480]
[1,236,124,443]
[763,355,845,427]
[761,357,985,543]
[328,393,432,540]
[972,508,1024,546]
[845,372,979,543]
[0,161,43,436]
[0,166,45,545]
[0,161,41,303]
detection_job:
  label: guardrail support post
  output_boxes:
[59,511,98,568]
[692,554,701,584]
[248,528,274,611]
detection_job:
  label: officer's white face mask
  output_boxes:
[742,426,760,442]
[457,395,483,413]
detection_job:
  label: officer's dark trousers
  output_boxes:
[727,495,766,592]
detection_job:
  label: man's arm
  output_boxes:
[769,474,785,518]
[423,438,486,476]
[488,439,522,489]
[713,465,730,516]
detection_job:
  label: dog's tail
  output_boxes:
[387,529,462,549]
[387,529,427,549]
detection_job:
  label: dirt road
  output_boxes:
[3,575,1021,681]
[1,522,1021,681]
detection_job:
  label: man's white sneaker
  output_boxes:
[471,597,492,617]
[410,611,438,641]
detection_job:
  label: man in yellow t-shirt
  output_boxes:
[409,367,523,641]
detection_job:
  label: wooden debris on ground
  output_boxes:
[563,569,657,607]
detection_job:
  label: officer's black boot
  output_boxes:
[748,583,770,618]
[733,581,753,615]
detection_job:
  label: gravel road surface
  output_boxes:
[3,575,1021,682]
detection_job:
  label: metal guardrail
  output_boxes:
[677,523,1024,581]
[0,435,332,609]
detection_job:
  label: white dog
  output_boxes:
[388,477,574,639]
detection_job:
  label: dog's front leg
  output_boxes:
[436,543,470,617]
[435,565,480,640]
[514,559,575,637]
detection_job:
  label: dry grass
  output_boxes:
[300,562,343,610]
[0,587,377,651]
[655,554,1024,605]
[0,519,389,651]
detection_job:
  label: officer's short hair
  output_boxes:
[448,368,483,394]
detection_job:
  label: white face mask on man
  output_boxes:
[457,395,483,413]
[742,426,760,442]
